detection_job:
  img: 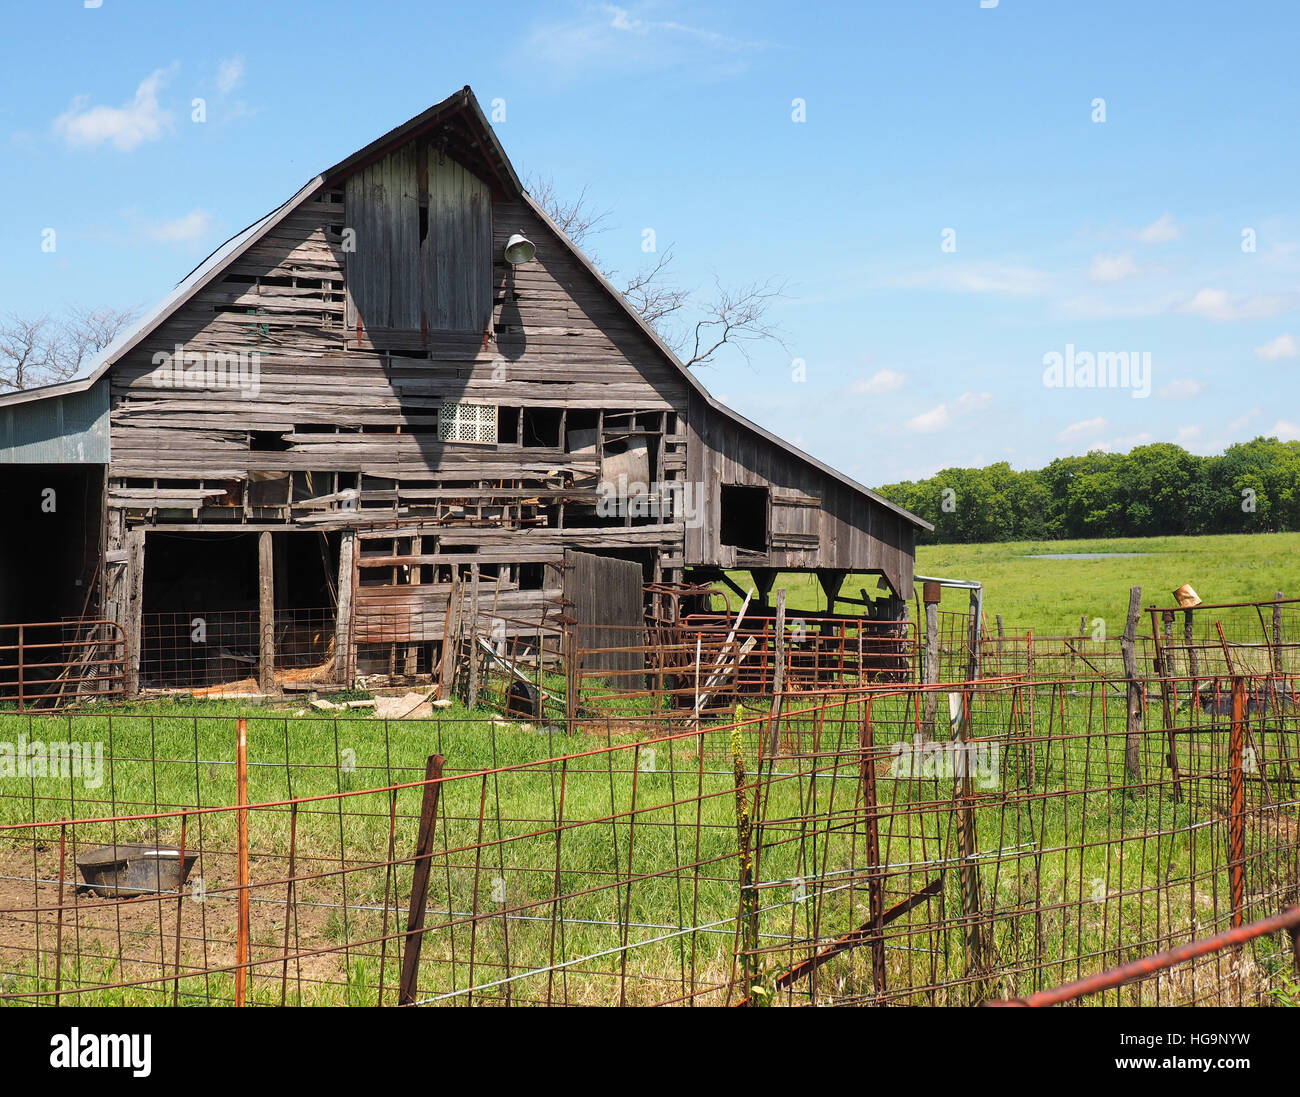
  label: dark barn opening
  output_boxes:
[719,485,769,553]
[0,465,103,705]
[0,465,102,624]
[140,531,338,689]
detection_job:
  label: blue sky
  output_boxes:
[2,0,1297,484]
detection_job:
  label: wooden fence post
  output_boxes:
[399,754,446,1005]
[258,531,275,694]
[923,585,940,736]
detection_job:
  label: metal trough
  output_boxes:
[75,843,198,898]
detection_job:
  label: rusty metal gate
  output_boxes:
[0,619,126,711]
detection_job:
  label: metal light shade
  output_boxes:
[504,233,536,265]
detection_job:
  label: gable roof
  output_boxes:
[0,86,930,533]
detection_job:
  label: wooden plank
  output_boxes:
[335,530,356,682]
[258,531,275,692]
[124,529,145,697]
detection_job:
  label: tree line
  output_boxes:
[876,439,1300,543]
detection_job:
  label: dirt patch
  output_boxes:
[0,844,376,1004]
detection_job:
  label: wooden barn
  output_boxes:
[0,86,929,700]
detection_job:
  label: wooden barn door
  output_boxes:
[563,550,645,690]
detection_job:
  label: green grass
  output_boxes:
[1,686,1291,1006]
[734,531,1300,637]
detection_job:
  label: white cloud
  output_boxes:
[850,369,906,396]
[952,391,992,415]
[1137,213,1180,244]
[217,56,245,95]
[523,4,762,76]
[1088,253,1138,283]
[905,391,991,433]
[143,209,212,243]
[1268,420,1300,442]
[1227,408,1260,433]
[1157,378,1205,400]
[1060,417,1107,442]
[1180,288,1296,322]
[1174,425,1202,445]
[53,66,177,151]
[1254,333,1298,360]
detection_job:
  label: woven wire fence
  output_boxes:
[1,670,1297,1006]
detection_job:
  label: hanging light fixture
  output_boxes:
[504,233,536,265]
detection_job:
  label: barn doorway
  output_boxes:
[139,530,339,690]
[0,465,102,625]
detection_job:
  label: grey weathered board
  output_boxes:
[563,549,644,689]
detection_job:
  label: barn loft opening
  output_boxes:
[720,485,769,553]
[522,407,563,448]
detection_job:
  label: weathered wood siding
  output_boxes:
[344,145,493,335]
[97,124,918,674]
[684,390,916,594]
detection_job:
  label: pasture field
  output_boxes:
[737,531,1300,637]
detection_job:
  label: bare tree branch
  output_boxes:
[0,305,138,392]
[526,173,612,252]
[0,313,58,392]
[621,246,689,329]
[524,175,788,370]
[57,305,138,380]
[681,276,789,370]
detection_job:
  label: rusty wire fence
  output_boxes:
[2,667,1297,1006]
[139,608,339,694]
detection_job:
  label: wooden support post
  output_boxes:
[334,530,355,684]
[1120,586,1143,787]
[399,754,445,1005]
[405,534,422,676]
[1185,607,1198,683]
[235,717,250,1007]
[817,570,846,613]
[966,588,982,683]
[923,592,940,736]
[467,564,481,710]
[258,531,275,694]
[123,528,145,698]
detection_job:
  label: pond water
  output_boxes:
[1022,552,1152,560]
